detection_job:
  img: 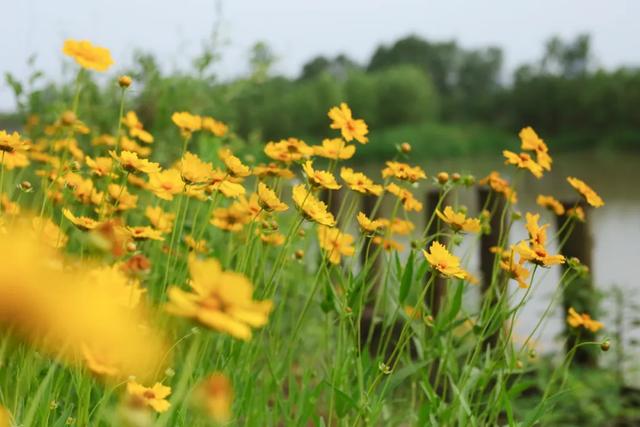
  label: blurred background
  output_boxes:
[2,0,640,412]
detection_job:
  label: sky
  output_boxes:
[1,0,639,111]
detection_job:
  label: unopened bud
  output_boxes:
[436,172,449,184]
[61,111,77,126]
[294,249,304,260]
[451,173,461,182]
[400,142,412,154]
[601,341,610,352]
[118,75,132,88]
[19,180,32,192]
[126,241,137,252]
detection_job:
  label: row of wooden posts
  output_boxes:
[324,187,597,366]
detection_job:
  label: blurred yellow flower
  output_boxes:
[63,208,100,231]
[63,39,114,72]
[171,111,202,135]
[219,148,251,178]
[145,206,175,234]
[122,111,154,144]
[328,103,369,144]
[253,163,294,179]
[194,373,234,423]
[85,155,115,177]
[202,116,229,137]
[567,176,604,208]
[127,226,165,241]
[503,150,543,178]
[148,169,185,201]
[0,130,29,153]
[536,195,565,216]
[567,307,603,333]
[264,138,313,163]
[110,150,160,175]
[313,138,356,160]
[317,225,355,264]
[179,152,214,184]
[479,171,518,203]
[386,183,423,212]
[357,212,384,234]
[107,184,139,211]
[184,235,208,253]
[519,127,552,171]
[127,381,172,413]
[340,167,383,196]
[166,255,273,340]
[382,161,426,182]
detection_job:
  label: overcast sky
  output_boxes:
[1,0,639,111]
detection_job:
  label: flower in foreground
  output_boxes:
[436,206,481,233]
[179,152,214,184]
[328,103,369,143]
[317,226,355,264]
[127,381,171,413]
[264,138,313,163]
[423,241,468,279]
[166,256,273,340]
[0,130,29,153]
[63,39,114,72]
[148,169,185,201]
[357,212,385,234]
[567,307,604,333]
[219,148,251,178]
[312,138,356,160]
[567,176,604,208]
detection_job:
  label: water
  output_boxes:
[361,150,640,382]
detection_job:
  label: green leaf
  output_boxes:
[445,281,464,324]
[399,250,415,304]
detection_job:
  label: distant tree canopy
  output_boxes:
[5,34,640,152]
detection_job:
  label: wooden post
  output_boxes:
[425,190,449,317]
[557,200,598,367]
[478,187,508,348]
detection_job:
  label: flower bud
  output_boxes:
[462,174,476,187]
[294,249,304,260]
[118,75,132,88]
[297,229,305,237]
[400,142,412,154]
[61,111,77,126]
[601,340,610,352]
[451,172,461,182]
[126,241,137,252]
[19,180,33,192]
[436,172,449,184]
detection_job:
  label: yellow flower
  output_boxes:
[63,209,100,231]
[340,168,383,196]
[148,169,185,201]
[206,172,246,199]
[567,307,603,333]
[436,206,481,233]
[257,182,288,212]
[303,160,341,190]
[312,138,356,160]
[184,235,208,253]
[381,161,426,183]
[127,226,165,241]
[0,130,29,153]
[92,134,117,147]
[85,156,115,178]
[386,218,415,235]
[328,103,369,144]
[32,217,68,248]
[219,148,251,178]
[127,381,171,413]
[386,183,423,212]
[145,206,175,234]
[122,111,154,143]
[179,152,213,184]
[567,206,586,222]
[0,150,30,170]
[422,241,468,279]
[253,163,294,179]
[499,252,531,288]
[357,212,385,234]
[519,127,551,171]
[515,240,565,267]
[107,184,138,211]
[0,405,10,427]
[83,265,145,309]
[503,150,543,178]
[211,205,251,233]
[317,226,355,264]
[202,116,229,137]
[62,39,114,72]
[166,255,273,340]
[372,236,404,252]
[120,136,152,157]
[171,111,202,134]
[536,195,565,216]
[264,138,313,163]
[567,177,604,208]
[259,231,286,246]
[82,344,120,377]
[0,193,20,216]
[291,184,336,226]
[194,373,233,423]
[479,171,517,203]
[110,150,160,175]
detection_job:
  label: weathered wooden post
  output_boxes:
[425,189,449,317]
[478,187,508,348]
[556,201,598,367]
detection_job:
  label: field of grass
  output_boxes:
[0,39,625,427]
